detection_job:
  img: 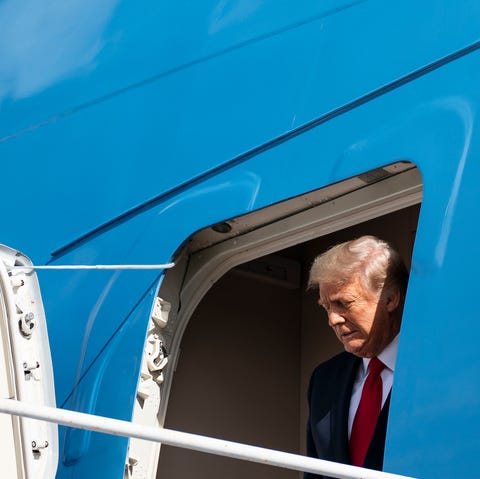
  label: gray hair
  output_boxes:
[308,235,409,297]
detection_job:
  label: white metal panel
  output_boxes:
[0,292,23,478]
[0,245,58,479]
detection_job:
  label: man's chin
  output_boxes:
[343,340,367,357]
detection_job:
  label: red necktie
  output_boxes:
[349,357,385,467]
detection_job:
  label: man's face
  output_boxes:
[318,275,398,358]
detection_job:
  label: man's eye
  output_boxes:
[334,299,353,310]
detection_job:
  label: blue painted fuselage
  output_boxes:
[1,1,479,477]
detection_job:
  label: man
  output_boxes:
[305,235,408,478]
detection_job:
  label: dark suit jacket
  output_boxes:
[305,352,391,479]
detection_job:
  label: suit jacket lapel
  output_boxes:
[331,354,361,464]
[364,391,391,470]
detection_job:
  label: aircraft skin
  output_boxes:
[1,0,480,477]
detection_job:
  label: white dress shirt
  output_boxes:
[347,335,399,438]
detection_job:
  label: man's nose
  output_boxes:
[328,310,345,327]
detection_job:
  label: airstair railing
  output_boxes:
[0,398,416,479]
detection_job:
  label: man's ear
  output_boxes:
[385,288,401,312]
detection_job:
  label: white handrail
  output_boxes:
[0,398,415,479]
[12,263,175,271]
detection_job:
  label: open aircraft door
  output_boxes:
[0,245,58,478]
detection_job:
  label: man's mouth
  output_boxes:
[340,330,357,340]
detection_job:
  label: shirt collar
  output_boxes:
[361,334,399,376]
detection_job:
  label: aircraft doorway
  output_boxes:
[157,202,420,479]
